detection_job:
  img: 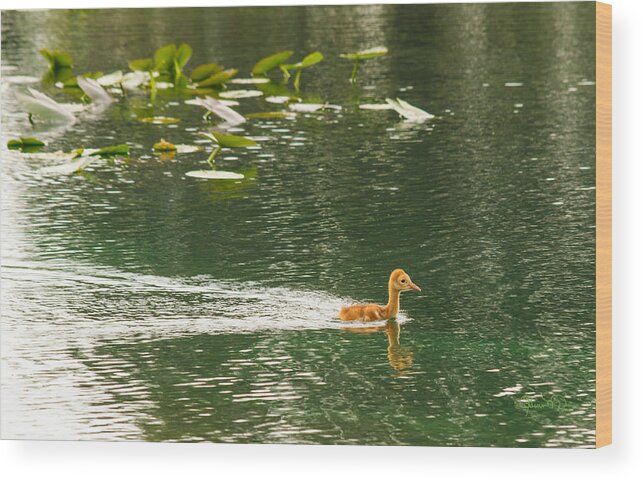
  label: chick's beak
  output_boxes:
[409,281,421,292]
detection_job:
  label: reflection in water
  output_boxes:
[343,320,414,373]
[1,3,597,447]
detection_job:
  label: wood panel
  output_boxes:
[596,1,612,449]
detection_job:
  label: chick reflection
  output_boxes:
[343,319,414,372]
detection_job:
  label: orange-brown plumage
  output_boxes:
[339,268,421,321]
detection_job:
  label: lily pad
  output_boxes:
[189,97,245,125]
[385,98,434,122]
[252,51,294,76]
[219,89,263,99]
[246,111,296,119]
[153,139,177,152]
[77,76,113,104]
[288,103,341,113]
[3,75,40,84]
[15,88,77,124]
[185,170,244,180]
[359,103,394,110]
[201,132,258,148]
[190,63,223,82]
[40,49,73,69]
[229,78,270,85]
[340,46,388,61]
[197,68,238,87]
[7,137,46,151]
[140,116,181,124]
[89,144,129,156]
[265,96,292,104]
[40,156,93,176]
[128,58,154,72]
[175,144,203,154]
[97,71,124,86]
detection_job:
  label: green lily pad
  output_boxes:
[40,49,73,69]
[175,43,192,69]
[197,68,238,87]
[139,116,181,124]
[246,111,295,119]
[153,139,177,152]
[252,51,294,76]
[190,63,223,82]
[128,58,154,72]
[200,132,258,148]
[89,144,129,157]
[7,137,46,151]
[154,44,177,71]
[340,46,388,61]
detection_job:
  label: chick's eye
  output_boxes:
[401,279,406,283]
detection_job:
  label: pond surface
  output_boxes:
[1,3,597,447]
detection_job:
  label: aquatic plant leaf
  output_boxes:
[139,116,181,124]
[40,49,73,69]
[186,170,244,180]
[359,103,395,110]
[265,95,292,104]
[40,156,93,175]
[340,46,388,61]
[252,50,294,76]
[219,89,263,99]
[128,58,154,72]
[288,102,340,113]
[385,98,434,122]
[301,51,324,68]
[3,75,40,85]
[246,111,295,119]
[77,76,113,104]
[121,71,149,90]
[190,63,223,82]
[229,78,270,85]
[7,137,46,150]
[153,139,177,151]
[197,68,238,87]
[97,71,124,86]
[154,44,177,71]
[175,144,203,153]
[201,131,257,148]
[191,96,246,125]
[15,88,77,124]
[89,144,129,156]
[175,43,193,68]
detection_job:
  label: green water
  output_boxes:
[1,3,596,447]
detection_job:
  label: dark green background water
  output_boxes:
[1,3,596,447]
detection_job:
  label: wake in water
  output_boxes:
[1,260,409,345]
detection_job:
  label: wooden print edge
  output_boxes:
[595,1,612,449]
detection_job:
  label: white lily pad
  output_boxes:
[3,75,40,84]
[359,103,394,110]
[288,103,342,113]
[185,170,244,180]
[265,96,291,104]
[229,78,270,85]
[97,71,124,86]
[219,90,263,99]
[77,76,113,104]
[175,144,203,153]
[189,96,245,125]
[385,98,434,122]
[40,156,93,175]
[121,71,149,90]
[15,88,77,124]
